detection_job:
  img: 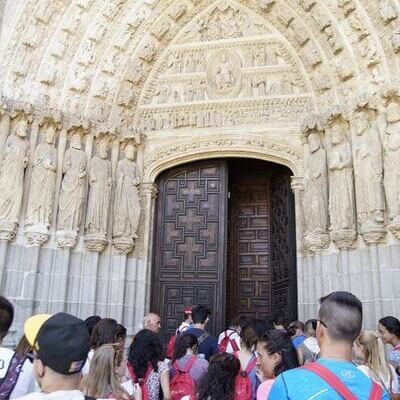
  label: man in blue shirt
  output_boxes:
[187,304,218,361]
[268,291,389,399]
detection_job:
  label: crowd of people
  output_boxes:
[0,292,399,399]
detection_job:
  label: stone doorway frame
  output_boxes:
[139,135,305,316]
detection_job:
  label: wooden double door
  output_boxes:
[151,159,297,345]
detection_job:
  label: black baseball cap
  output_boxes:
[24,312,91,375]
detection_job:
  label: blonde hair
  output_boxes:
[84,344,128,400]
[356,330,391,384]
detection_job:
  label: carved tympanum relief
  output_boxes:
[0,112,31,241]
[112,141,141,254]
[25,115,59,245]
[324,108,356,249]
[84,134,112,252]
[56,126,88,249]
[301,116,329,252]
[137,1,313,131]
[349,98,385,243]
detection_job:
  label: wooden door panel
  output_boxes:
[227,162,271,322]
[152,160,227,346]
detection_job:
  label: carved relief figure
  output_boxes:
[85,136,112,241]
[113,142,141,244]
[26,119,58,229]
[0,115,30,231]
[57,132,87,233]
[302,122,329,250]
[378,0,397,23]
[351,105,385,241]
[214,53,234,91]
[327,114,356,247]
[383,98,400,229]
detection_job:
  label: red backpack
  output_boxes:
[127,363,152,400]
[303,362,383,400]
[233,355,257,400]
[170,355,197,400]
[219,330,240,353]
[167,334,178,359]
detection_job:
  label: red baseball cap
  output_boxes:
[184,307,192,314]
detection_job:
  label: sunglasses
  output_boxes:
[311,319,328,330]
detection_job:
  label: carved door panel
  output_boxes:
[270,170,297,321]
[227,161,271,323]
[152,160,227,346]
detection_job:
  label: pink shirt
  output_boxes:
[257,379,275,400]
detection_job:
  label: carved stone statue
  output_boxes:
[56,131,87,248]
[382,97,400,237]
[0,114,30,240]
[25,118,58,245]
[351,104,385,243]
[214,53,235,91]
[302,119,329,251]
[113,142,141,254]
[326,113,356,248]
[85,136,112,252]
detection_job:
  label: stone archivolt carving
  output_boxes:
[381,87,400,239]
[378,0,398,24]
[25,114,60,246]
[56,123,88,249]
[323,107,357,249]
[301,115,330,252]
[84,133,112,252]
[349,98,385,243]
[113,140,141,254]
[0,111,31,241]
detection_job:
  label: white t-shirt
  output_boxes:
[217,329,241,354]
[0,347,36,398]
[81,349,94,376]
[358,364,399,393]
[15,389,107,400]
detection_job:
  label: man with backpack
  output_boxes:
[187,305,218,361]
[0,296,35,399]
[166,308,193,359]
[218,315,248,354]
[268,291,389,399]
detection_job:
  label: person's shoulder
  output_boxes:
[0,346,14,357]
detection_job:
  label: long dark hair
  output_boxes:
[260,330,299,376]
[173,332,198,362]
[197,353,240,400]
[379,316,400,338]
[128,329,163,379]
[91,318,119,350]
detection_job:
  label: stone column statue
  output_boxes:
[326,110,357,248]
[25,117,58,245]
[302,117,329,251]
[381,95,400,238]
[0,113,30,241]
[112,141,141,254]
[56,131,87,249]
[84,135,112,252]
[350,101,385,243]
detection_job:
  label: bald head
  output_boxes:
[144,313,161,334]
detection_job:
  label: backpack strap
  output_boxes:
[227,331,240,352]
[245,356,257,374]
[369,382,383,400]
[197,332,210,347]
[172,355,197,373]
[303,362,358,400]
[0,353,25,399]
